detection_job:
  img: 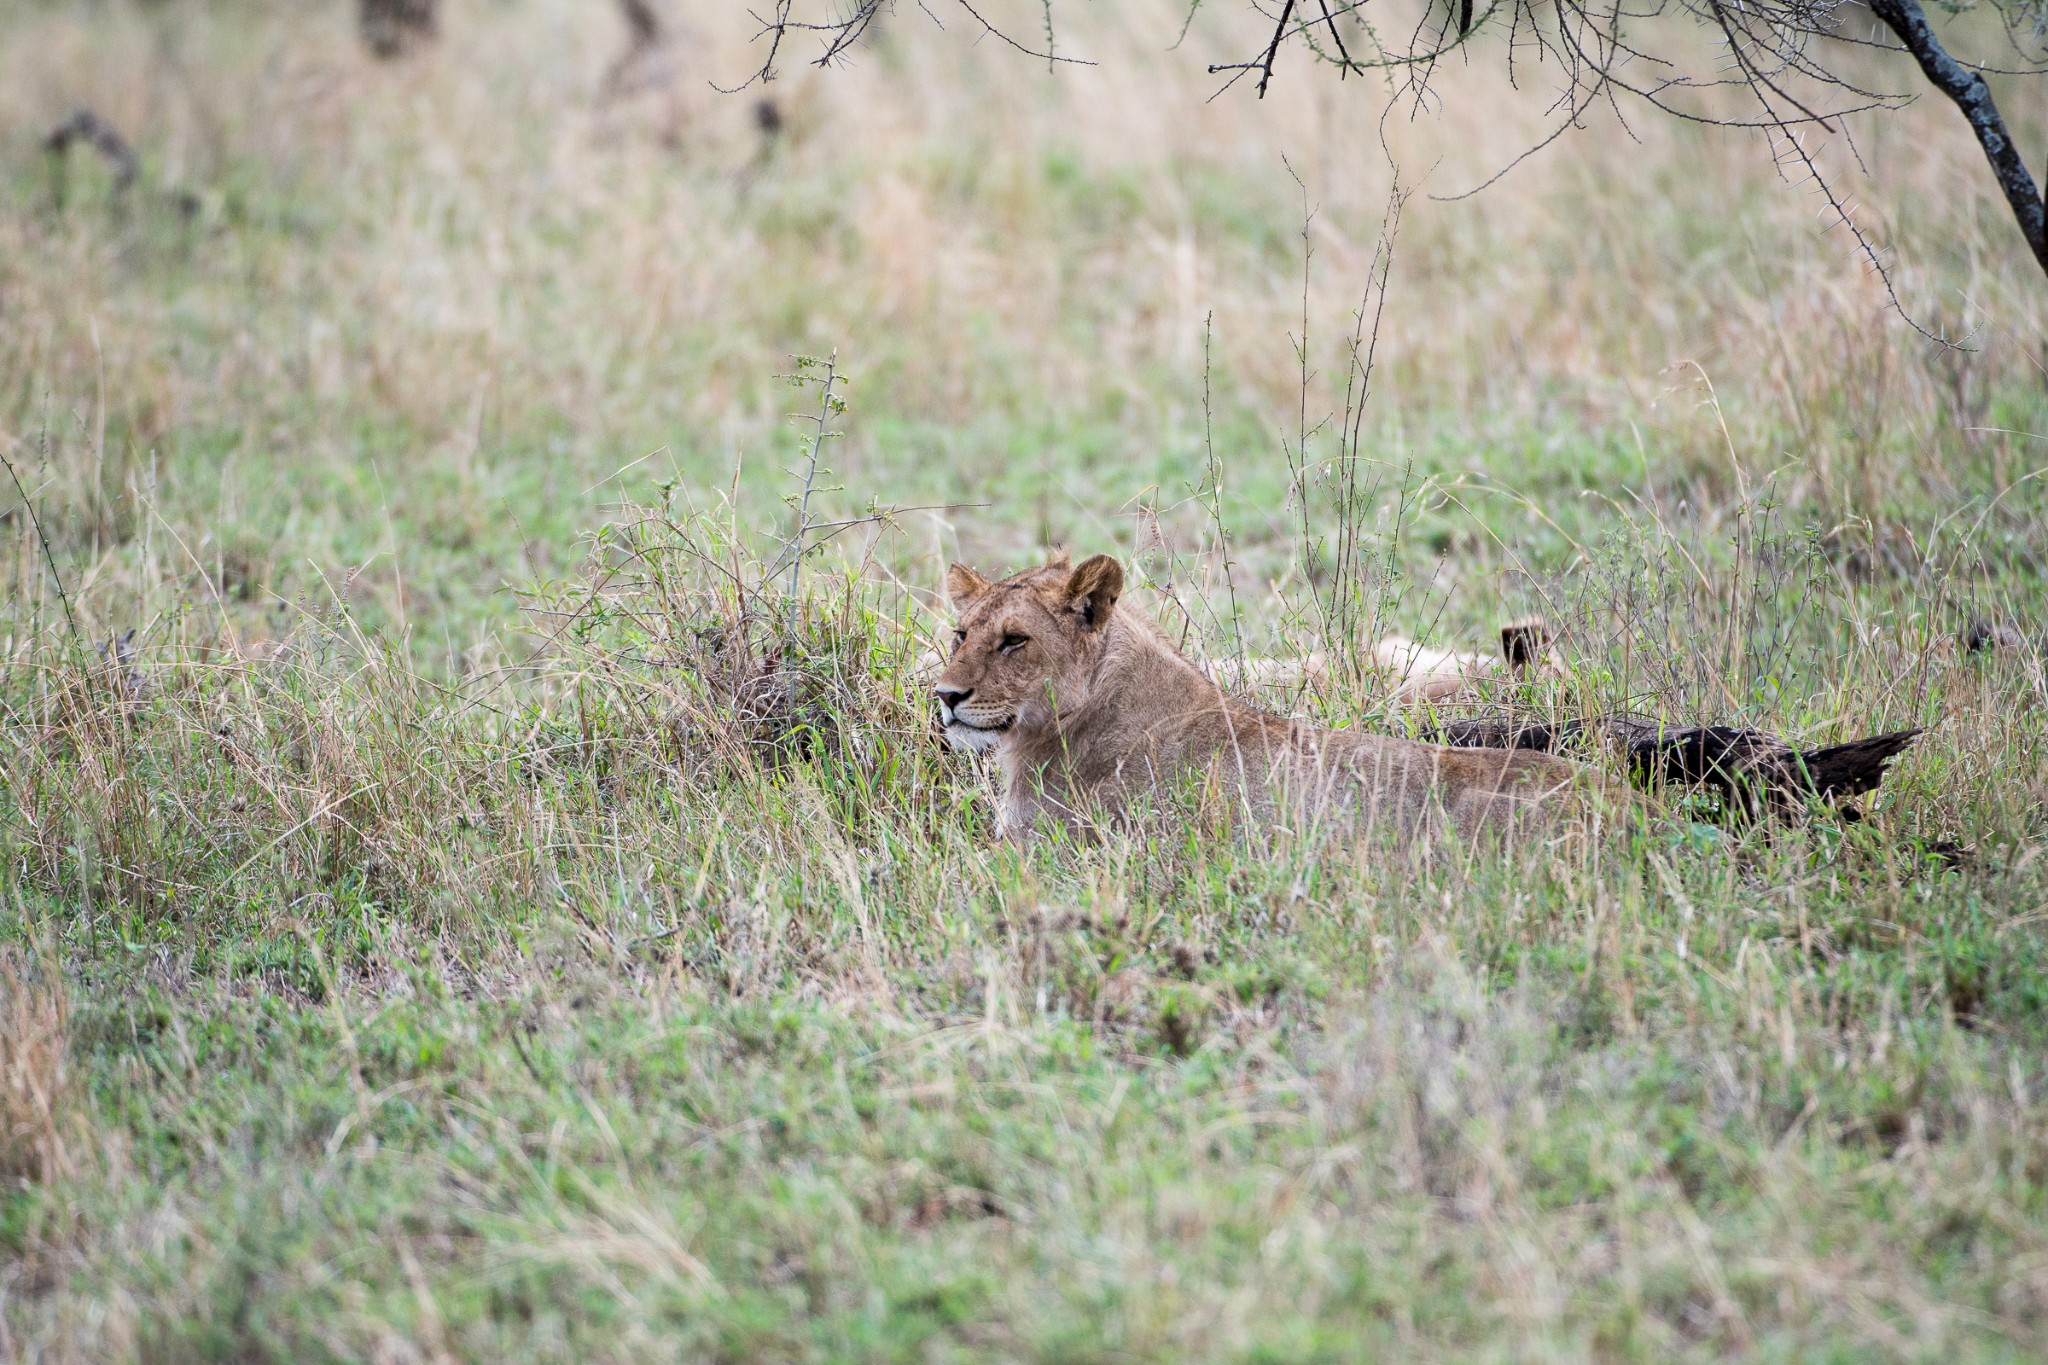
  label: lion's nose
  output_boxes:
[934,685,971,712]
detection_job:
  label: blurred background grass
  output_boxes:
[6,0,2044,671]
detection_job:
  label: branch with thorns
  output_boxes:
[1199,0,2048,325]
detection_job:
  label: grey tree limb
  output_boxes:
[1860,0,2046,277]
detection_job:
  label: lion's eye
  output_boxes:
[951,628,968,653]
[999,633,1029,654]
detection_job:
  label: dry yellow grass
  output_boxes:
[2,1,2041,635]
[0,946,75,1188]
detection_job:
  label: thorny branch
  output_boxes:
[726,0,2048,299]
[1199,0,2048,299]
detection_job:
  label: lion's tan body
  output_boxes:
[934,555,1618,844]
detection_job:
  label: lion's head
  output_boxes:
[933,552,1125,753]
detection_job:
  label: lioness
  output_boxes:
[934,553,1621,843]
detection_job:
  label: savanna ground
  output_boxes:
[3,0,2048,1359]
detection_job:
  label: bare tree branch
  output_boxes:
[1257,0,1298,97]
[1195,0,2048,304]
[730,0,2048,296]
[724,0,1090,91]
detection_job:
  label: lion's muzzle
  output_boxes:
[934,685,1011,753]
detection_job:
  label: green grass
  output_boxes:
[5,0,2048,1359]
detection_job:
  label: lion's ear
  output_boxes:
[945,563,993,608]
[1499,617,1551,669]
[1044,548,1072,570]
[1064,554,1122,632]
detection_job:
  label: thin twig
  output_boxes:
[781,351,845,625]
[0,446,77,640]
[1198,312,1245,673]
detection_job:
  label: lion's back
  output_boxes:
[1275,728,1622,837]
